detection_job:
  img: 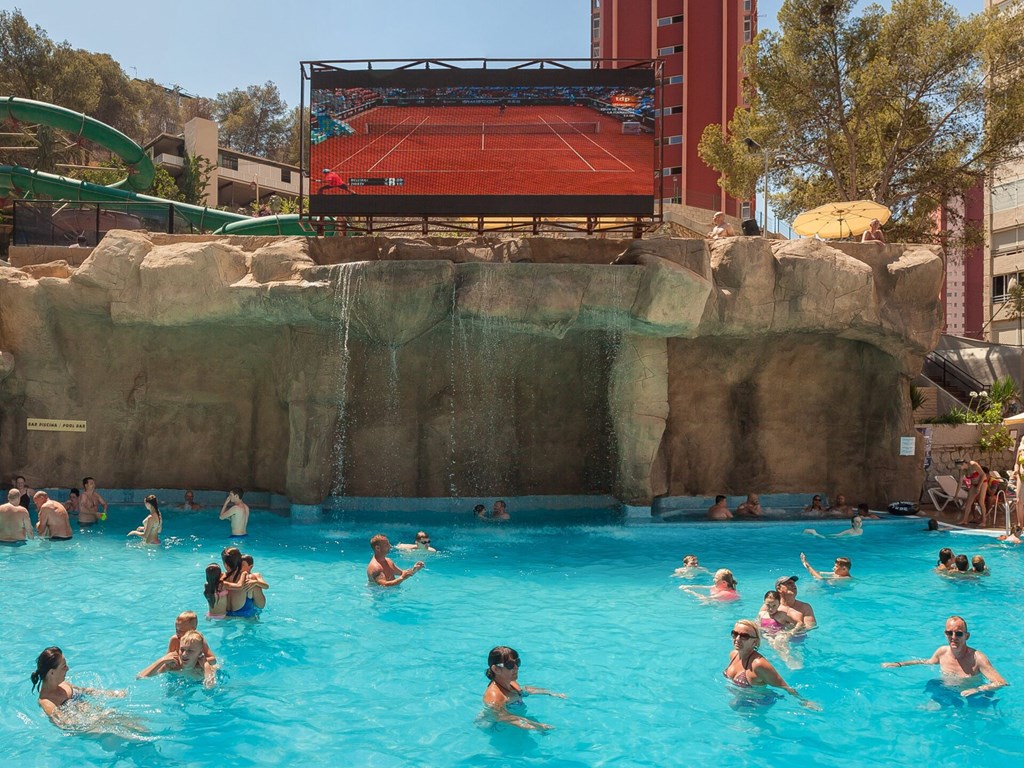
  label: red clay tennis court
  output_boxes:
[311,105,653,197]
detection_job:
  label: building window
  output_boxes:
[993,225,1024,254]
[218,153,238,171]
[993,273,1023,303]
[658,45,684,56]
[744,18,752,42]
[993,179,1024,212]
[662,106,682,116]
[666,135,682,145]
[281,168,292,183]
[657,15,683,26]
[744,0,752,10]
[666,75,683,85]
[741,202,752,219]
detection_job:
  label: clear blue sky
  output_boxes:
[11,1,982,109]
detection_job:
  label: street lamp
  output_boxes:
[743,137,769,234]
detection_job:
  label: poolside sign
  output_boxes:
[27,418,86,432]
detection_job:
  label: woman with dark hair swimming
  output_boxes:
[482,646,565,731]
[127,494,162,545]
[32,647,139,731]
[204,563,228,617]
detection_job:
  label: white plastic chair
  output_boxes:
[927,475,967,512]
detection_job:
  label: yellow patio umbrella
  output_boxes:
[791,200,891,239]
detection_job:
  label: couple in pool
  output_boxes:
[203,546,269,619]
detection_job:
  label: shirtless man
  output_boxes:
[827,493,853,518]
[78,477,108,525]
[707,495,733,520]
[882,615,1007,698]
[491,500,510,521]
[708,211,736,239]
[367,534,424,587]
[139,630,217,688]
[0,488,35,544]
[775,576,816,630]
[33,492,73,541]
[219,488,249,537]
[182,490,201,511]
[800,552,851,579]
[736,493,762,517]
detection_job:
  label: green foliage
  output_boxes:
[178,152,215,206]
[987,375,1020,407]
[979,423,1015,454]
[213,82,291,160]
[698,0,1024,242]
[910,383,926,411]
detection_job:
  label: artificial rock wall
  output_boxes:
[0,231,943,506]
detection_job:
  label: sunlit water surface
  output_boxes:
[2,509,1022,767]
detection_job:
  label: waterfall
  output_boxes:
[328,262,359,497]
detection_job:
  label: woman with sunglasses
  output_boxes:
[483,646,566,730]
[723,620,819,709]
[395,531,437,553]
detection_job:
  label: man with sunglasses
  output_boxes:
[881,616,1007,698]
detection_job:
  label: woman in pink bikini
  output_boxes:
[723,620,818,708]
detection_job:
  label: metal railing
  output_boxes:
[11,200,201,248]
[923,352,990,408]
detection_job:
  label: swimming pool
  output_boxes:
[3,508,1021,767]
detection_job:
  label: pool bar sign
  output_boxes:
[27,418,86,432]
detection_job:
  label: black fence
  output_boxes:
[10,200,202,250]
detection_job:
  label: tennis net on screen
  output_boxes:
[364,122,601,136]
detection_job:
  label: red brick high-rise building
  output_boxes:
[591,0,756,218]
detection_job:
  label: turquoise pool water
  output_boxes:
[2,508,1022,767]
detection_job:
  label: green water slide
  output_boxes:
[0,96,317,236]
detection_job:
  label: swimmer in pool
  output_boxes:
[758,591,802,633]
[395,531,437,553]
[219,488,249,537]
[78,477,108,525]
[203,564,229,617]
[672,554,708,578]
[32,647,138,731]
[804,515,863,538]
[241,553,269,609]
[138,630,217,688]
[800,552,852,579]
[882,615,1007,698]
[367,534,424,587]
[33,492,73,541]
[483,646,565,730]
[722,620,819,709]
[0,487,35,544]
[775,576,817,630]
[680,568,740,601]
[127,494,162,545]
[65,488,80,516]
[168,611,217,664]
[220,547,260,617]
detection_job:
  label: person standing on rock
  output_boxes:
[219,488,249,538]
[708,212,735,239]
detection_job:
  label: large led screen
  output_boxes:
[308,67,655,216]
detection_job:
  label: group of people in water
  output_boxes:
[16,480,1013,733]
[671,523,1008,711]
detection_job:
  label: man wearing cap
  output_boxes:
[318,169,348,194]
[776,575,816,630]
